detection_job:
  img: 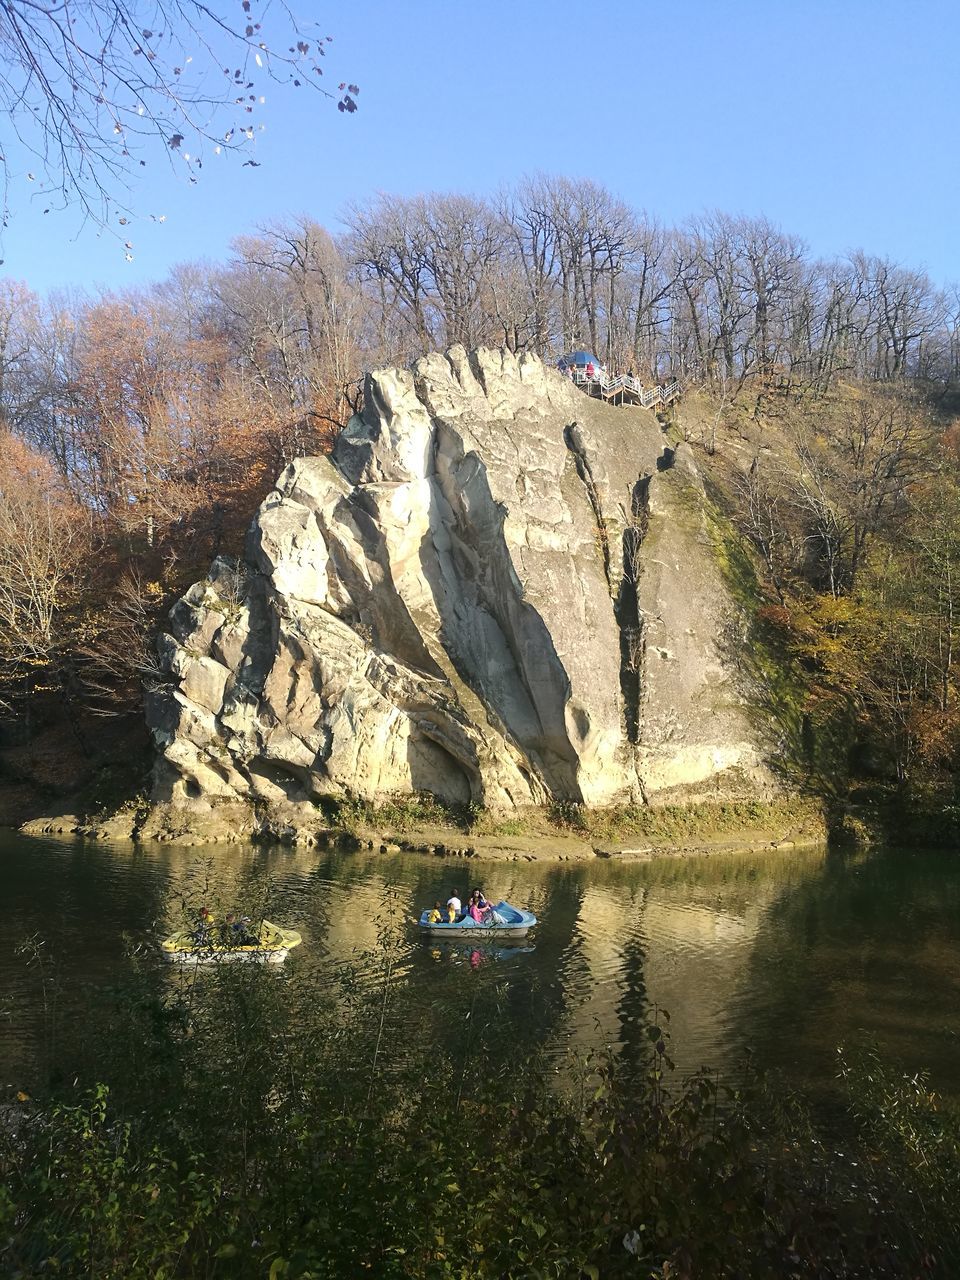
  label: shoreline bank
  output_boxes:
[19,794,829,863]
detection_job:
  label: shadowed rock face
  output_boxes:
[146,346,774,821]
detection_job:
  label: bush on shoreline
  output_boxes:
[2,939,959,1278]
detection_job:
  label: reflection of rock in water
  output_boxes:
[320,874,387,956]
[638,897,769,1074]
[143,841,834,1085]
[13,836,960,1102]
[559,861,805,1077]
[560,889,642,1054]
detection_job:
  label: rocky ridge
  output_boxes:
[142,346,779,840]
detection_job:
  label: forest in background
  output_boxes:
[3,174,960,825]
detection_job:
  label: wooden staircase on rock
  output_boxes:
[569,367,684,410]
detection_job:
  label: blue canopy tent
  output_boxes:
[557,350,605,375]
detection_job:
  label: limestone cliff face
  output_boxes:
[146,346,774,822]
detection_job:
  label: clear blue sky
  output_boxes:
[5,0,959,295]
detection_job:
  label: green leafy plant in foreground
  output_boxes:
[2,939,959,1279]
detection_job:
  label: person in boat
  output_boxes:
[446,889,462,920]
[192,906,216,945]
[426,902,443,924]
[215,912,259,947]
[475,889,507,926]
[445,901,458,923]
[471,888,495,921]
[466,892,489,924]
[234,915,260,946]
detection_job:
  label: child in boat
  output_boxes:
[445,902,458,923]
[446,889,462,921]
[426,902,443,924]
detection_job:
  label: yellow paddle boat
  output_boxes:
[160,919,302,964]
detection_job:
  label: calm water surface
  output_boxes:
[2,831,959,1097]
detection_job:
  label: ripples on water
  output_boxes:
[2,832,960,1097]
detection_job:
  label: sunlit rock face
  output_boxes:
[146,346,774,821]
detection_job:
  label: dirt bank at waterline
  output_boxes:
[318,824,825,864]
[21,795,828,863]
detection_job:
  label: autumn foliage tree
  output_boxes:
[0,434,87,712]
[742,410,960,790]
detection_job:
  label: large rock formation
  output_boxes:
[146,346,776,829]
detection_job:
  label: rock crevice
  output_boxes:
[616,474,651,748]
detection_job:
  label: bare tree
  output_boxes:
[226,218,366,433]
[0,1,357,229]
[788,388,925,594]
[345,193,437,357]
[0,433,86,707]
[735,456,800,603]
[496,178,561,355]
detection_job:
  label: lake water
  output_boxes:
[3,831,959,1099]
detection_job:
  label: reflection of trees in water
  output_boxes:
[733,848,960,1097]
[5,834,173,1087]
[11,836,171,946]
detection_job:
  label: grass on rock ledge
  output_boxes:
[318,792,824,848]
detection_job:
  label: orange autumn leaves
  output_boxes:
[65,297,331,558]
[0,280,348,711]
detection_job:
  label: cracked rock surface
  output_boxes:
[146,346,774,827]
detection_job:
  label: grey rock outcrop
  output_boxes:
[146,346,775,826]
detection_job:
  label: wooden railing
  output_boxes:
[568,367,684,408]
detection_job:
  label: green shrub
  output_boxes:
[2,941,959,1277]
